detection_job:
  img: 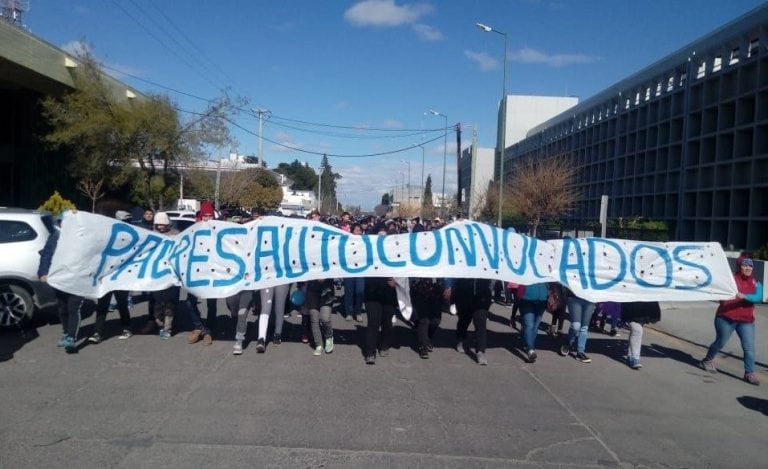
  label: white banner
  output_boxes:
[48,212,737,303]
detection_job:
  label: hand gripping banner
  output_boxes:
[48,212,737,302]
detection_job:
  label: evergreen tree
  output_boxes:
[318,154,341,214]
[422,174,435,218]
[274,159,319,191]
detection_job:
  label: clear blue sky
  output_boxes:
[27,0,767,210]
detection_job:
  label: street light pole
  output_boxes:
[402,160,412,204]
[476,22,507,227]
[428,110,448,217]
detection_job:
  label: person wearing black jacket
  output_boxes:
[38,216,88,354]
[363,275,399,364]
[450,277,492,365]
[410,277,445,359]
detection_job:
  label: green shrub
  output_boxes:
[38,191,76,217]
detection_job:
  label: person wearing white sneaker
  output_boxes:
[621,302,661,370]
[258,283,290,348]
[229,290,256,355]
[306,279,334,356]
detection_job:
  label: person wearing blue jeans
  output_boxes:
[703,316,756,376]
[561,294,596,363]
[343,224,366,321]
[516,282,548,363]
[343,277,364,321]
[701,255,763,385]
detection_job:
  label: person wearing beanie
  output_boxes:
[185,201,219,346]
[152,212,179,340]
[700,254,764,385]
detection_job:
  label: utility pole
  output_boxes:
[214,149,222,210]
[469,125,479,219]
[252,108,269,166]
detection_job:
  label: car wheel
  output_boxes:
[0,284,34,329]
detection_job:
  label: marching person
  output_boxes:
[700,255,764,385]
[256,283,291,349]
[621,302,660,369]
[90,210,135,343]
[342,223,365,321]
[185,201,218,346]
[38,210,87,354]
[305,279,335,356]
[151,212,179,339]
[410,277,444,359]
[517,282,549,363]
[452,277,491,365]
[231,290,256,355]
[363,225,399,364]
[560,290,597,363]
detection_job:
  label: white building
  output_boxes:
[279,186,316,217]
[496,95,579,178]
[458,145,495,219]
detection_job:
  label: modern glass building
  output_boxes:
[506,5,768,250]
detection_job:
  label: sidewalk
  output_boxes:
[650,301,768,370]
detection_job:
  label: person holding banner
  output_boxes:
[342,224,365,322]
[185,202,220,346]
[452,277,492,365]
[363,226,400,365]
[231,290,257,355]
[559,291,597,363]
[38,211,87,354]
[151,212,180,340]
[700,255,763,385]
[410,277,444,359]
[516,283,549,363]
[621,302,660,369]
[305,279,335,356]
[257,283,291,347]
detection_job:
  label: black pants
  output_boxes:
[365,300,396,356]
[188,293,218,331]
[56,291,86,339]
[95,291,132,335]
[456,305,488,353]
[414,299,441,348]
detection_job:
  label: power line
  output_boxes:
[220,113,450,158]
[141,0,245,92]
[110,0,223,92]
[105,64,452,143]
[263,118,443,140]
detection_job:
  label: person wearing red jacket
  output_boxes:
[700,255,764,385]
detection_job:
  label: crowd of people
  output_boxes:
[37,204,763,385]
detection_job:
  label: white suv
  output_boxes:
[0,208,58,328]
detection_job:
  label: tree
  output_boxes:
[219,168,282,212]
[506,156,580,236]
[77,178,105,213]
[183,169,216,201]
[421,175,435,219]
[318,154,341,214]
[274,159,318,191]
[40,52,235,210]
[380,192,391,206]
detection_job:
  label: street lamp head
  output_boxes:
[476,22,493,32]
[428,109,441,116]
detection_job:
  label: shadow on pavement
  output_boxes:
[0,327,40,362]
[737,396,768,416]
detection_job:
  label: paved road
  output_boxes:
[1,299,766,468]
